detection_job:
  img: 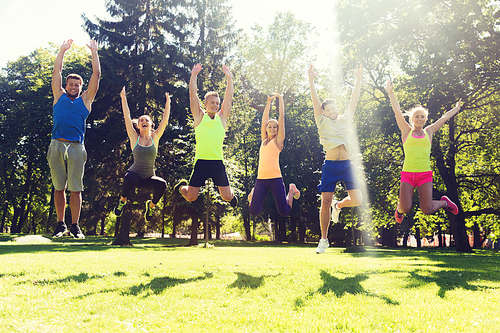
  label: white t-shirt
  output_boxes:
[315,111,353,155]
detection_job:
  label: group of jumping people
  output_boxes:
[49,40,460,254]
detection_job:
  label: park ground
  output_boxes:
[1,234,499,332]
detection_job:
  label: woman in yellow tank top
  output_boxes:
[248,93,300,217]
[385,79,462,223]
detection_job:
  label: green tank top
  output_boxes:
[194,113,225,161]
[402,129,431,172]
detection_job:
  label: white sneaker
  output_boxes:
[331,200,341,223]
[316,239,329,254]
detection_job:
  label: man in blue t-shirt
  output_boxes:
[49,39,100,239]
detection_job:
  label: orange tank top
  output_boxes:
[257,138,282,179]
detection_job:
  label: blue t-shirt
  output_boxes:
[52,94,89,143]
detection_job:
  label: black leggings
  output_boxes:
[120,171,166,204]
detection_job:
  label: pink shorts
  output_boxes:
[400,171,433,187]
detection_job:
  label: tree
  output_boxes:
[82,0,193,245]
[232,12,320,242]
[337,0,500,252]
[0,45,92,234]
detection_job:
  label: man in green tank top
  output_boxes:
[175,63,238,208]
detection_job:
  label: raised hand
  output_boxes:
[353,64,363,79]
[385,78,393,94]
[267,94,277,103]
[222,65,232,78]
[192,63,203,75]
[165,92,171,105]
[308,65,317,80]
[60,39,73,52]
[120,86,126,99]
[86,39,98,52]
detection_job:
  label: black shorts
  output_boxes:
[189,159,230,187]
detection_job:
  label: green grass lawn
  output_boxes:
[0,234,499,332]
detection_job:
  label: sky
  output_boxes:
[0,0,337,69]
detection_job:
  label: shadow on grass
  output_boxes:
[123,272,213,297]
[228,272,280,290]
[363,247,500,298]
[19,272,116,286]
[295,270,399,308]
[406,269,496,298]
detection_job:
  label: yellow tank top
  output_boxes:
[402,129,431,172]
[257,138,282,179]
[194,113,225,161]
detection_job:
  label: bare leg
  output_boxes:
[54,189,66,222]
[417,182,447,215]
[320,192,335,239]
[180,185,201,202]
[398,182,416,214]
[337,189,363,209]
[286,187,294,209]
[69,191,82,224]
[218,186,234,201]
[248,188,254,205]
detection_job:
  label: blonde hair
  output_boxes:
[404,106,428,127]
[265,119,279,138]
[204,91,219,101]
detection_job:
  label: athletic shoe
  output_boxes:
[331,200,341,223]
[394,206,404,223]
[69,224,85,239]
[441,196,459,215]
[114,200,126,217]
[145,200,154,222]
[230,195,238,208]
[290,183,301,200]
[174,179,188,195]
[316,239,329,254]
[52,221,68,238]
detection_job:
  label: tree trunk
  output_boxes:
[415,226,421,248]
[46,187,55,233]
[472,222,481,248]
[100,215,106,236]
[215,214,221,240]
[433,122,472,253]
[448,213,473,252]
[0,201,8,233]
[243,211,251,241]
[380,225,397,247]
[114,216,121,237]
[298,216,306,244]
[205,203,210,241]
[438,228,443,247]
[112,212,133,246]
[188,212,199,246]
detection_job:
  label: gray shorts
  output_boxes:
[47,139,87,192]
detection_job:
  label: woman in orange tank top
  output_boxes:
[248,93,300,217]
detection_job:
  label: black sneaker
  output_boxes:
[52,221,68,238]
[174,179,188,195]
[69,224,85,239]
[145,200,154,222]
[114,200,126,217]
[230,194,238,208]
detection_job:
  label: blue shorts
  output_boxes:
[317,160,360,192]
